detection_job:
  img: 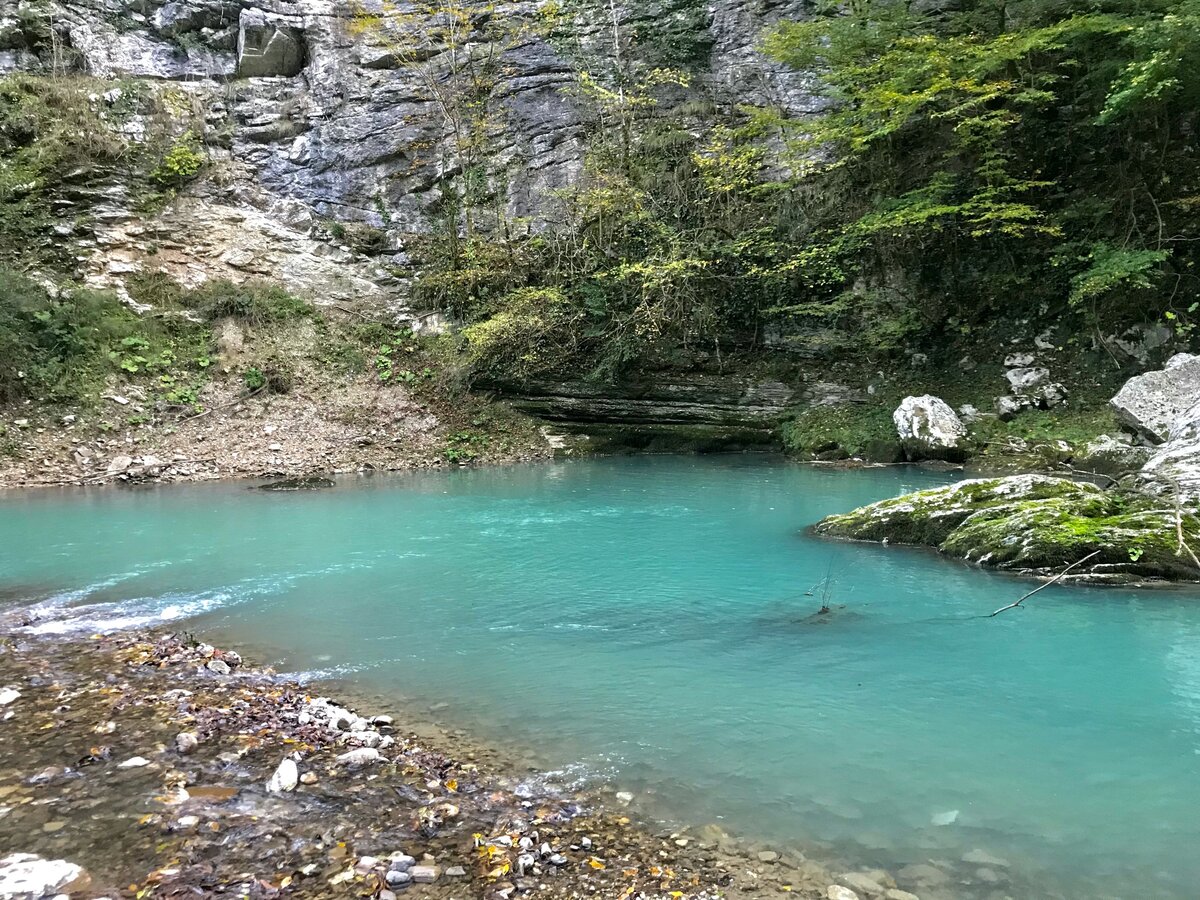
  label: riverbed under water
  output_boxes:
[2,456,1199,898]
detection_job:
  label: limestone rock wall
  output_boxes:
[10,0,813,238]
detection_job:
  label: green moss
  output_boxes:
[817,476,1098,545]
[817,474,1200,582]
[782,404,899,460]
[969,406,1118,456]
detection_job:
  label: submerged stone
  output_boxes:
[255,475,336,491]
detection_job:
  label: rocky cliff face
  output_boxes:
[2,0,814,312]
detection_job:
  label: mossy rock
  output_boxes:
[815,474,1200,583]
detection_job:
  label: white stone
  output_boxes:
[893,396,967,460]
[1111,353,1200,443]
[840,872,886,895]
[0,689,19,706]
[336,747,382,767]
[827,887,860,900]
[118,756,150,768]
[0,853,84,897]
[1005,366,1050,393]
[266,758,298,793]
[106,454,134,474]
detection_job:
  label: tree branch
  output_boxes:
[987,550,1103,617]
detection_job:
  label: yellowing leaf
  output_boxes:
[445,778,458,792]
[588,858,606,870]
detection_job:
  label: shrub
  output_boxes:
[151,132,205,185]
[187,280,313,325]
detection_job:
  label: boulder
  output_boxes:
[892,396,967,461]
[1140,398,1200,504]
[815,474,1200,583]
[1111,353,1200,443]
[995,395,1026,422]
[237,9,305,78]
[1076,434,1152,478]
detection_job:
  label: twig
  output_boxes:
[333,304,372,321]
[179,387,266,424]
[1166,476,1200,570]
[987,550,1102,617]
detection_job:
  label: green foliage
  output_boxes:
[150,132,205,185]
[243,366,266,391]
[461,287,583,379]
[761,0,1200,334]
[186,280,314,326]
[443,429,486,462]
[0,268,209,406]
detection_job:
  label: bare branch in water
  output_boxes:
[987,551,1102,618]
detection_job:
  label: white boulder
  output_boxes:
[1111,353,1200,443]
[893,396,967,460]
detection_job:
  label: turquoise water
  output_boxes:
[3,456,1200,898]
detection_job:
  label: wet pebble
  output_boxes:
[205,659,231,676]
[516,853,535,876]
[445,866,466,878]
[549,854,567,866]
[827,887,860,900]
[410,865,440,883]
[0,688,20,706]
[300,772,318,785]
[961,848,1010,868]
[389,853,416,871]
[175,732,198,754]
[266,758,298,793]
[117,756,150,769]
[335,747,382,767]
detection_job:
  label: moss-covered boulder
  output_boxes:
[815,474,1200,583]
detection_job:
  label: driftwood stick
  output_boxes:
[179,386,266,425]
[988,550,1103,617]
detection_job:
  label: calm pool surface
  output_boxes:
[3,456,1199,898]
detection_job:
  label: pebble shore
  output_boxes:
[0,628,1036,900]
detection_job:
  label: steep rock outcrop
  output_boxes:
[24,0,814,235]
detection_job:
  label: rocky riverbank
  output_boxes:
[812,353,1200,585]
[0,626,1004,900]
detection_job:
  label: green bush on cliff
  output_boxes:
[0,268,208,405]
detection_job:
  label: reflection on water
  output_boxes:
[3,457,1200,898]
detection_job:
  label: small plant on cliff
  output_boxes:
[151,132,206,186]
